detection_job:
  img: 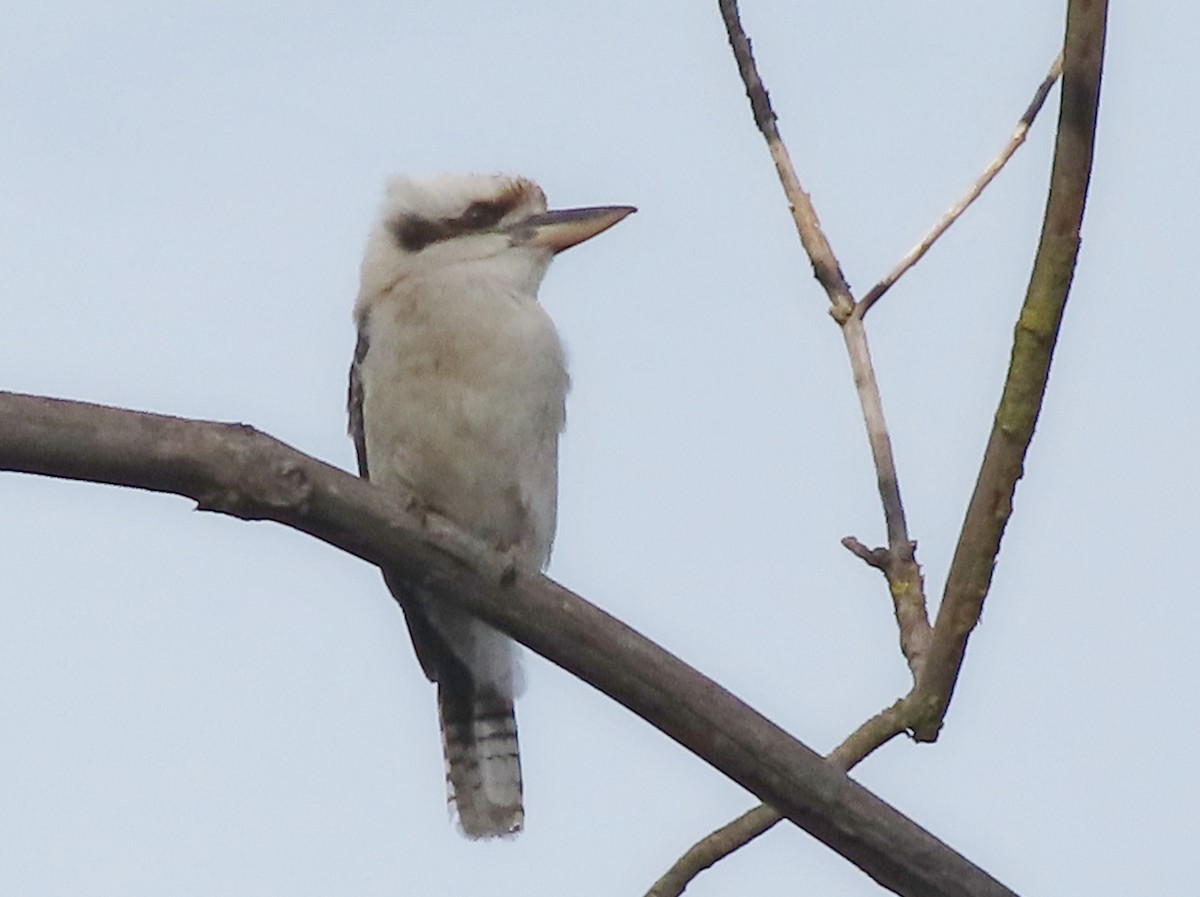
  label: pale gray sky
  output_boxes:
[2,2,1196,895]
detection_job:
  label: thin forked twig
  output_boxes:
[717,0,915,555]
[855,51,1065,320]
[719,0,930,665]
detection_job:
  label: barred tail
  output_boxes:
[438,681,523,838]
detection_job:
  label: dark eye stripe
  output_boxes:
[388,214,446,252]
[386,192,525,253]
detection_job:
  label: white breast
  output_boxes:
[357,256,569,568]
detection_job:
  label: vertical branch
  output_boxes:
[841,316,930,674]
[842,317,909,552]
[911,0,1109,741]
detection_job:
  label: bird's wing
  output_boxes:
[347,327,474,687]
[347,330,371,479]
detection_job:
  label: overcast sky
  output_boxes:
[2,2,1196,895]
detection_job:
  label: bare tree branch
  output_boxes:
[645,701,909,897]
[856,51,1066,320]
[645,805,780,897]
[718,0,853,316]
[909,0,1108,742]
[840,313,932,676]
[718,0,930,668]
[660,3,933,891]
[656,1,1101,891]
[0,390,1016,897]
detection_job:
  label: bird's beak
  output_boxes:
[508,205,636,254]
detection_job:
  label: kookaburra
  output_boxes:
[347,173,634,838]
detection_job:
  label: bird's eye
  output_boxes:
[459,201,505,230]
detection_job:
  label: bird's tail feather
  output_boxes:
[438,682,523,838]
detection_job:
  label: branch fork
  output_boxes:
[649,1,1105,893]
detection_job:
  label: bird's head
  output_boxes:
[358,173,634,301]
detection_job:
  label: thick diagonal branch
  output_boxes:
[0,390,1014,897]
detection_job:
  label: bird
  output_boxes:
[347,173,634,838]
